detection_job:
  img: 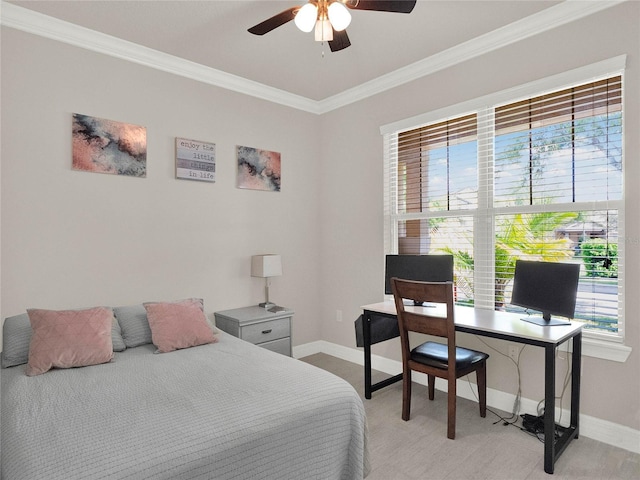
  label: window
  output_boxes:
[383,68,624,340]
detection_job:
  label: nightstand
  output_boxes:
[214,306,293,356]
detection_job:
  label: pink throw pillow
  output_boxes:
[144,298,217,353]
[26,307,114,376]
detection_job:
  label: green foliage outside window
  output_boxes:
[581,239,618,278]
[443,211,578,308]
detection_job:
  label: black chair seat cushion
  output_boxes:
[411,341,489,370]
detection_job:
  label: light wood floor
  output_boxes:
[300,353,640,480]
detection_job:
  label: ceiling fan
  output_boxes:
[248,0,417,52]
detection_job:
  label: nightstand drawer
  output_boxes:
[241,317,290,344]
[259,337,291,356]
[214,306,294,357]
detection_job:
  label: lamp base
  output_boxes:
[258,301,276,309]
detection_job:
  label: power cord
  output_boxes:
[522,347,572,444]
[521,413,546,442]
[466,336,524,426]
[520,411,567,443]
[464,337,573,440]
[534,346,572,427]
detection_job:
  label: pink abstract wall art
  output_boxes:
[72,113,147,177]
[236,145,281,192]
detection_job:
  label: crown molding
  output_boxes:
[0,1,322,114]
[318,0,627,113]
[0,0,627,115]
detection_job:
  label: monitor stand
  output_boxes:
[521,316,571,326]
[404,299,437,308]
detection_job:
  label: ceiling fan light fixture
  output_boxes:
[315,17,334,41]
[294,3,318,33]
[327,2,351,31]
[249,0,416,51]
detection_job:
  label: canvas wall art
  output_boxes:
[237,145,281,192]
[72,113,147,177]
[175,137,216,182]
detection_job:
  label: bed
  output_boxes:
[1,302,369,480]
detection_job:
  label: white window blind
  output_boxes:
[494,76,622,207]
[383,73,624,338]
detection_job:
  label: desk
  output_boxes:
[361,301,583,474]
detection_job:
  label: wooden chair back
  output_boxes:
[391,277,455,337]
[390,277,488,439]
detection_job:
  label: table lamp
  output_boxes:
[251,254,282,309]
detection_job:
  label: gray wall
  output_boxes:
[1,28,323,345]
[2,2,638,431]
[318,2,639,429]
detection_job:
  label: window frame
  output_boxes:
[381,56,631,362]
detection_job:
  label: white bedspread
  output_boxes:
[1,333,369,479]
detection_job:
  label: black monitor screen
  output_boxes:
[511,260,580,326]
[384,254,454,295]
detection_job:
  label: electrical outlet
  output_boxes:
[336,310,343,322]
[508,345,519,361]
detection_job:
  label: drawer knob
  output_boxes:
[262,329,273,334]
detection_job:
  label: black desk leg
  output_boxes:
[363,311,373,399]
[362,310,403,399]
[571,332,582,438]
[544,345,556,474]
[543,333,582,474]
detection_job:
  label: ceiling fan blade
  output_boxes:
[344,0,416,13]
[248,7,298,35]
[329,29,351,52]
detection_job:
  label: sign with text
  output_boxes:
[175,137,216,182]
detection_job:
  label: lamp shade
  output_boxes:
[251,254,282,278]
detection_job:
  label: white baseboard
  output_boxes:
[293,340,640,455]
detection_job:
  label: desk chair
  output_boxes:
[391,278,489,439]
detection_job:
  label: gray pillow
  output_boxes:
[113,304,152,348]
[1,308,126,368]
[1,313,31,368]
[111,316,127,352]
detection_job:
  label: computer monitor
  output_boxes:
[384,254,454,295]
[511,260,580,326]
